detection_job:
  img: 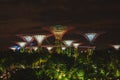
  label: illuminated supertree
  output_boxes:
[16,42,27,48]
[61,46,66,50]
[32,46,38,51]
[20,35,34,43]
[73,43,81,49]
[50,25,68,40]
[63,40,74,56]
[73,43,82,59]
[16,42,27,53]
[33,35,47,52]
[111,45,120,50]
[80,32,103,56]
[44,25,72,53]
[34,35,46,46]
[9,46,20,52]
[61,46,66,54]
[46,46,53,53]
[84,33,100,43]
[63,40,74,47]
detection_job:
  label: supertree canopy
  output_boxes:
[112,45,120,50]
[16,42,27,48]
[63,40,74,47]
[73,43,81,49]
[85,33,97,42]
[21,35,34,42]
[34,35,46,46]
[50,25,68,40]
[9,46,20,52]
[32,46,38,51]
[45,46,54,53]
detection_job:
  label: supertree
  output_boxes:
[111,45,120,50]
[19,35,34,43]
[83,33,102,44]
[73,42,82,60]
[61,46,66,54]
[44,25,72,54]
[45,46,54,53]
[33,34,47,52]
[16,42,27,53]
[80,32,103,56]
[32,46,38,52]
[63,40,74,57]
[9,46,20,52]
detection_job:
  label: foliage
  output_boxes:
[0,49,120,80]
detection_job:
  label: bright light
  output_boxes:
[62,46,66,50]
[46,46,53,51]
[85,33,97,42]
[22,36,33,42]
[32,47,38,51]
[34,35,46,45]
[73,43,81,48]
[112,45,120,50]
[16,42,27,47]
[9,46,20,51]
[9,46,16,51]
[63,40,74,47]
[46,46,53,53]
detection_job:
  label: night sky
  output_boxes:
[0,0,120,50]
